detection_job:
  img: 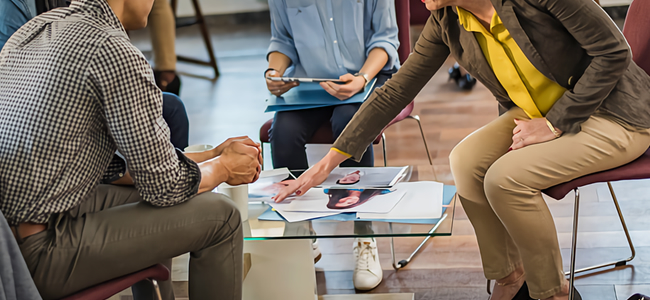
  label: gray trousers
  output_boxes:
[17,185,243,300]
[0,212,42,300]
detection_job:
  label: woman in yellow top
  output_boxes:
[273,0,650,299]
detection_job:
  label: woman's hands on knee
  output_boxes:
[510,118,562,150]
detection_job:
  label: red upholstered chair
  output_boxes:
[260,0,432,167]
[58,264,170,300]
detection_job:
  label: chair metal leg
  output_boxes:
[150,278,163,300]
[381,133,387,167]
[406,115,433,165]
[563,182,635,275]
[569,188,580,300]
[261,142,266,171]
[388,214,448,270]
[487,183,635,296]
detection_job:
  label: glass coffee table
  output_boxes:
[241,165,456,300]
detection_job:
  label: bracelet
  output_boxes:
[353,72,369,85]
[264,68,277,78]
[546,119,562,138]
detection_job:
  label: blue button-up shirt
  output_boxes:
[268,0,400,78]
[0,0,35,51]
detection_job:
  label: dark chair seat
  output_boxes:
[59,264,170,300]
[544,148,650,200]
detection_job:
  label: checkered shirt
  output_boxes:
[0,0,201,226]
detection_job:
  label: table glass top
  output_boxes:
[243,165,456,240]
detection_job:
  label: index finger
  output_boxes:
[272,180,301,202]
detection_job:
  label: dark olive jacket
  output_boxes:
[333,0,650,161]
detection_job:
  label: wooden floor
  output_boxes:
[122,13,650,300]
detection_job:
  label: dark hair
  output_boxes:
[335,170,361,185]
[326,189,384,209]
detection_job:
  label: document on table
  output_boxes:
[267,188,338,222]
[247,168,293,201]
[281,189,406,213]
[318,166,409,189]
[356,181,444,220]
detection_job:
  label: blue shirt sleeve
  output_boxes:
[0,0,33,51]
[267,0,300,70]
[365,0,400,71]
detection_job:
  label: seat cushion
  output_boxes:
[544,148,650,200]
[59,264,169,300]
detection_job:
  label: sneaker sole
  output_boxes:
[314,252,322,264]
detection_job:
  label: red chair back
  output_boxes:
[394,0,411,64]
[623,0,650,74]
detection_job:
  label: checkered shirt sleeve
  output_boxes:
[89,37,201,206]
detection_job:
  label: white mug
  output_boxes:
[184,144,214,153]
[218,183,249,222]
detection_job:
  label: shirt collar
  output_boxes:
[457,7,502,34]
[69,0,125,33]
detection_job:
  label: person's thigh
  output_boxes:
[449,106,528,200]
[22,189,242,300]
[485,114,650,199]
[270,107,333,169]
[162,92,189,150]
[330,103,362,136]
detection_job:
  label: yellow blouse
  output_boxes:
[457,7,566,118]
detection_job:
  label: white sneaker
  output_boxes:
[313,239,322,263]
[353,238,383,290]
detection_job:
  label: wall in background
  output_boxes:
[174,0,628,17]
[601,0,632,6]
[175,0,269,17]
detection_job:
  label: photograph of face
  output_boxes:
[326,189,387,209]
[336,170,361,185]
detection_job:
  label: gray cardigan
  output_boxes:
[0,212,42,300]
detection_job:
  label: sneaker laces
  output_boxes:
[355,242,375,272]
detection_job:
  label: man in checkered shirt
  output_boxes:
[0,0,262,299]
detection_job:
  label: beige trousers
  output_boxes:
[148,0,177,71]
[449,107,650,299]
[18,185,243,300]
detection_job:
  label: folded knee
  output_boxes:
[449,142,486,195]
[483,162,537,209]
[191,192,242,226]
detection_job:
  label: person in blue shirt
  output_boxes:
[0,0,36,50]
[264,0,400,291]
[0,0,190,150]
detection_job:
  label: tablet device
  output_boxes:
[266,76,347,84]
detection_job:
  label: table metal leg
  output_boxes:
[389,214,448,270]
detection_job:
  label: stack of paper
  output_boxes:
[247,168,445,223]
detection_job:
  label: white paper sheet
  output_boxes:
[247,168,293,201]
[267,205,341,222]
[281,189,406,213]
[318,166,409,188]
[356,181,443,220]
